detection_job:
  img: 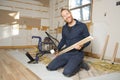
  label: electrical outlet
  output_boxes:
[116,1,120,6]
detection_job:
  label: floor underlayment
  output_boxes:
[82,72,120,80]
[6,49,120,80]
[8,49,72,80]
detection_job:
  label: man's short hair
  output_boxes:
[61,8,71,13]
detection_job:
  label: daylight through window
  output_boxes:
[69,0,92,22]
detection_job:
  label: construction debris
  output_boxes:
[39,55,52,65]
[90,60,120,72]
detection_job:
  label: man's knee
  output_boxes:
[63,70,73,77]
[46,65,57,71]
[63,64,81,77]
[63,68,77,77]
[46,59,59,71]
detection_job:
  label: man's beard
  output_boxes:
[65,17,74,24]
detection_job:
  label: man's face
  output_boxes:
[61,10,73,24]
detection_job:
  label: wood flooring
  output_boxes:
[0,50,41,80]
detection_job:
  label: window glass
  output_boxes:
[82,0,91,5]
[71,9,81,21]
[69,0,80,8]
[69,0,92,21]
[82,6,90,21]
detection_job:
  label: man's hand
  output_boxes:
[54,50,59,57]
[74,44,83,50]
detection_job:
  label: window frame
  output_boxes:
[69,0,93,23]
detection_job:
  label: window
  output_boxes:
[69,0,92,22]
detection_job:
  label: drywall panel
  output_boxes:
[0,25,12,46]
[92,0,120,58]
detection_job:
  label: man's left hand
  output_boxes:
[74,44,83,50]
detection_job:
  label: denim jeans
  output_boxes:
[47,50,84,76]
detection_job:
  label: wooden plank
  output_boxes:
[58,36,93,55]
[0,50,41,80]
[100,35,109,60]
[111,42,119,64]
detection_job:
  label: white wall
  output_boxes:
[92,0,120,58]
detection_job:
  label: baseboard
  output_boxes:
[85,51,120,63]
[0,45,37,49]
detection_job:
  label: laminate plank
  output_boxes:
[0,51,41,80]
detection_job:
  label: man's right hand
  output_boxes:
[54,50,59,57]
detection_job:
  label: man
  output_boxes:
[46,8,90,77]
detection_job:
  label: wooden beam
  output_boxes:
[100,35,109,60]
[111,42,119,64]
[58,36,93,55]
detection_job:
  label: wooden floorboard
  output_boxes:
[0,50,41,80]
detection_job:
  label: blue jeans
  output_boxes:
[47,50,84,76]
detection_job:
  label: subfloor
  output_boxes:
[0,49,120,80]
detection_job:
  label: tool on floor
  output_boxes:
[26,32,59,64]
[25,52,35,63]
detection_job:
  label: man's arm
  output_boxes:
[80,23,91,50]
[57,27,66,51]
